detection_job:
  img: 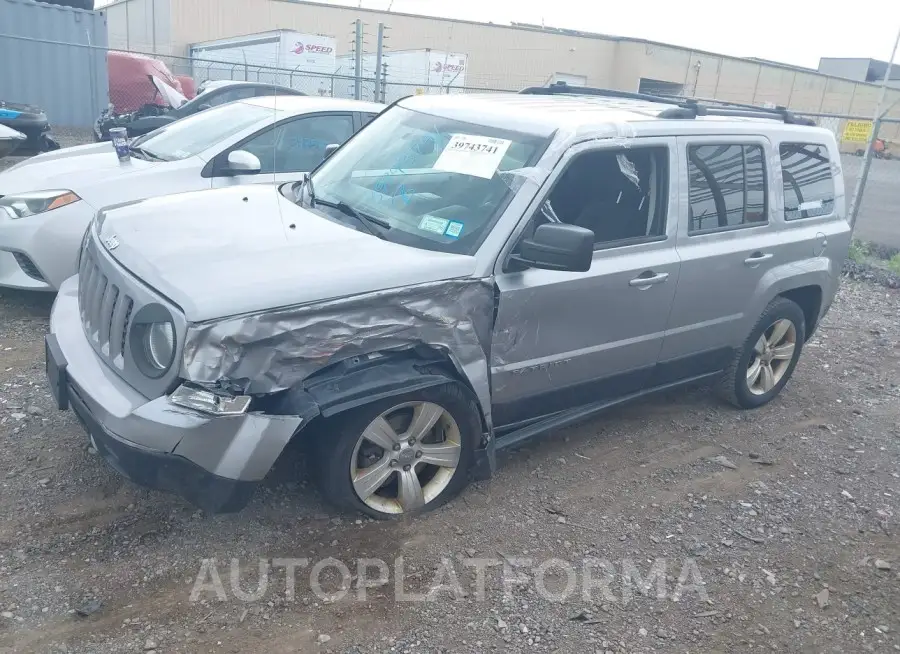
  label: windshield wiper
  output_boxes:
[129,145,166,161]
[315,198,391,239]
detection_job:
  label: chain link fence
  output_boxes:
[0,32,515,124]
[796,111,900,249]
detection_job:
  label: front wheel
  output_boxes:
[314,384,479,519]
[718,297,806,409]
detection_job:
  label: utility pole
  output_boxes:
[848,26,900,229]
[373,22,384,102]
[353,19,364,100]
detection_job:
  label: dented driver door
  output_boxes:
[489,137,681,428]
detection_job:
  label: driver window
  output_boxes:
[534,146,669,248]
[237,114,354,174]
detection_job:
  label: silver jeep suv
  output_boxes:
[46,84,851,518]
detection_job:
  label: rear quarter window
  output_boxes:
[779,143,836,220]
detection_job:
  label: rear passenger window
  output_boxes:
[688,144,767,234]
[779,143,835,220]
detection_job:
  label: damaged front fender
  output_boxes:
[181,278,496,431]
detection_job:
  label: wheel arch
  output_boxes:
[751,259,833,342]
[273,346,490,443]
[778,285,823,341]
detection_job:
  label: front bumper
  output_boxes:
[0,200,96,291]
[47,277,303,512]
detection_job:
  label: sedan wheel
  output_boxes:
[351,402,462,515]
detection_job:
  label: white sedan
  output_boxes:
[0,96,383,291]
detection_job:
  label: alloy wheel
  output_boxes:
[746,318,797,395]
[350,402,462,515]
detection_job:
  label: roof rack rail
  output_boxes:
[519,82,677,106]
[519,81,817,126]
[653,94,816,126]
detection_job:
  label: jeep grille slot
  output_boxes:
[78,242,133,369]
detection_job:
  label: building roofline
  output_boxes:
[270,0,899,93]
[104,0,899,95]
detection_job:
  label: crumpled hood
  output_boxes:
[96,185,478,322]
[0,142,157,206]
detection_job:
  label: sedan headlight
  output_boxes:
[0,190,81,219]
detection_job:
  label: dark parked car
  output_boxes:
[0,101,60,153]
[94,81,307,140]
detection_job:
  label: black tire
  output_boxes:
[717,297,806,409]
[313,383,479,519]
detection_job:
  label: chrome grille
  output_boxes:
[78,242,133,369]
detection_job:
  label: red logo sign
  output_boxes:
[293,41,333,55]
[433,61,465,74]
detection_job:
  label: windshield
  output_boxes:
[306,106,549,255]
[130,101,272,161]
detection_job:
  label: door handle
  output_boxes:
[744,252,773,266]
[629,271,669,288]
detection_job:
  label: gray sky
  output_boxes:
[321,0,899,69]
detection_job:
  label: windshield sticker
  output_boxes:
[433,134,512,179]
[444,221,464,239]
[418,214,450,235]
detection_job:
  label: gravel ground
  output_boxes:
[1,276,899,654]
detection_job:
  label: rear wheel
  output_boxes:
[718,297,806,409]
[314,384,479,518]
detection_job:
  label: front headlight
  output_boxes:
[144,321,175,372]
[130,316,176,378]
[0,190,80,219]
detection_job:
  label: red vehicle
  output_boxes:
[176,75,197,100]
[107,51,183,114]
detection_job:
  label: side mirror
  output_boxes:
[323,143,340,159]
[512,223,594,272]
[223,150,261,176]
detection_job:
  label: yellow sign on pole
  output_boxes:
[842,120,874,143]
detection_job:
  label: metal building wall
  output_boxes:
[105,0,173,54]
[104,0,900,142]
[165,0,616,90]
[0,0,109,127]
